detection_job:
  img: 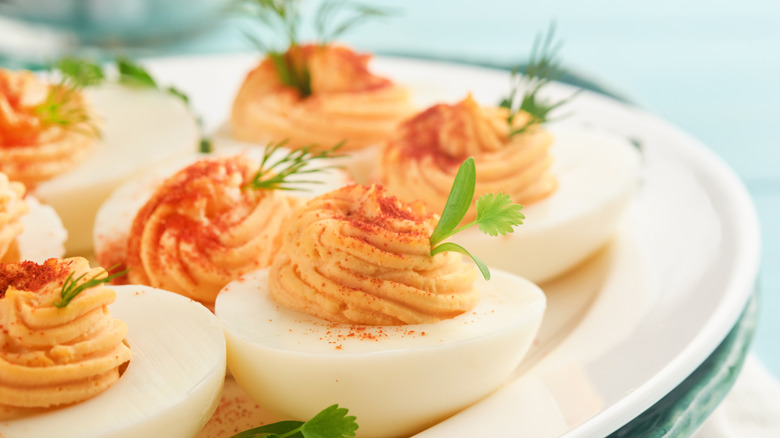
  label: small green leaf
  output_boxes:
[166,86,190,104]
[475,193,525,236]
[230,420,305,438]
[117,57,157,88]
[229,405,357,438]
[431,242,491,280]
[199,137,213,153]
[429,157,476,247]
[301,404,358,438]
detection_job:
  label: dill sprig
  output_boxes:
[243,140,345,191]
[34,81,98,136]
[54,265,128,308]
[499,23,578,137]
[241,0,390,97]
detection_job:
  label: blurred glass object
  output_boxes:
[0,0,230,68]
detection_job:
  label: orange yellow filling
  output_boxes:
[381,94,557,222]
[123,156,304,306]
[0,257,131,420]
[231,44,414,152]
[0,69,98,187]
[269,184,479,325]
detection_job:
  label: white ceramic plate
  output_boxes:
[142,54,760,437]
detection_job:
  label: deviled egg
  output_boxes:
[0,67,200,255]
[380,94,641,283]
[0,258,226,438]
[215,182,545,437]
[93,145,351,307]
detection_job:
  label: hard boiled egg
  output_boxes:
[215,268,546,438]
[455,126,641,284]
[33,86,200,256]
[0,284,226,438]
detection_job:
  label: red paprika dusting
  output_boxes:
[0,258,71,298]
[393,104,467,169]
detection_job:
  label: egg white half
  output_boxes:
[215,268,545,438]
[16,196,67,262]
[33,86,200,256]
[0,285,227,438]
[455,127,642,284]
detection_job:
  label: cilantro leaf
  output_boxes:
[301,404,358,438]
[230,405,357,438]
[429,157,524,280]
[475,193,525,236]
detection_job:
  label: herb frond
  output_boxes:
[35,81,98,136]
[243,139,345,191]
[429,157,524,280]
[55,265,129,308]
[231,404,358,438]
[500,22,577,137]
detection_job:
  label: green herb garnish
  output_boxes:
[54,57,105,87]
[231,404,358,438]
[241,0,390,97]
[35,83,94,132]
[55,265,129,308]
[243,139,345,191]
[429,157,525,280]
[34,57,104,133]
[499,23,577,136]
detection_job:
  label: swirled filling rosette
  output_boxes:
[0,68,98,187]
[122,156,304,306]
[269,183,479,325]
[381,93,557,222]
[0,257,132,420]
[215,161,546,437]
[0,171,66,263]
[232,44,413,156]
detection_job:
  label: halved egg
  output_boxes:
[0,284,226,438]
[33,85,200,255]
[450,126,641,284]
[215,268,546,438]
